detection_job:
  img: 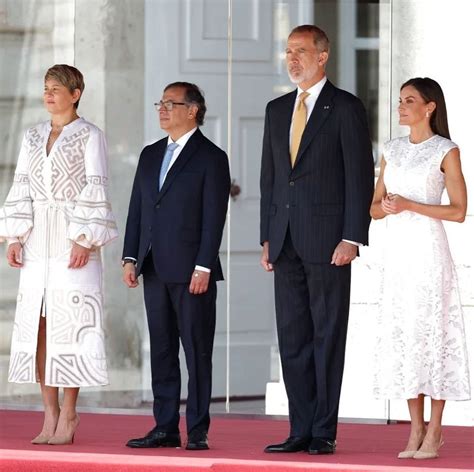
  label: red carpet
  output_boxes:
[0,410,472,471]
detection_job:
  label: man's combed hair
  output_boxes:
[290,25,330,53]
[45,64,85,109]
[164,82,207,126]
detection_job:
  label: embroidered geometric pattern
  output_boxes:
[8,352,35,383]
[1,118,117,387]
[51,127,89,198]
[28,127,47,199]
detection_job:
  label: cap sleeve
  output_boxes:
[436,138,458,168]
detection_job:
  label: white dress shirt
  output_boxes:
[163,127,197,181]
[289,76,327,149]
[289,76,361,248]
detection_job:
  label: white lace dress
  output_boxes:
[373,135,470,401]
[0,118,118,387]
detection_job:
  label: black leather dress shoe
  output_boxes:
[264,436,311,453]
[126,430,181,448]
[308,437,336,455]
[186,431,209,450]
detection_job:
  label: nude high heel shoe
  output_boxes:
[413,437,444,459]
[397,432,426,459]
[398,449,418,459]
[31,433,54,445]
[48,432,76,445]
[31,412,60,444]
[48,415,80,445]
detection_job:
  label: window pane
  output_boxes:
[357,49,379,143]
[357,0,380,38]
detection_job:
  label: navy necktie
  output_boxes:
[159,142,179,190]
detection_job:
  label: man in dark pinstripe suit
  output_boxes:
[260,25,374,455]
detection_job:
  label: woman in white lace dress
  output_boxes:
[0,65,118,444]
[371,78,470,459]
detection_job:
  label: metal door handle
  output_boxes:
[230,179,241,201]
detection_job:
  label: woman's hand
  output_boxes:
[381,193,411,215]
[69,242,91,269]
[7,242,23,268]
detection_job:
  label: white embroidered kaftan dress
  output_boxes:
[373,135,470,401]
[0,117,118,387]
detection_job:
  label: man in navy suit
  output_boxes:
[122,82,230,450]
[260,25,374,454]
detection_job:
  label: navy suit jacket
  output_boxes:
[260,80,374,263]
[123,129,230,282]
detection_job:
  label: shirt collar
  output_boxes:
[297,76,327,97]
[167,127,198,148]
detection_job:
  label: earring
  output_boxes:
[426,111,430,118]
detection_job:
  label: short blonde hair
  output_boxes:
[45,64,85,109]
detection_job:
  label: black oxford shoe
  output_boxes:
[186,431,209,450]
[264,436,311,453]
[308,437,336,455]
[126,430,181,448]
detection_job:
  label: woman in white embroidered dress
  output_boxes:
[0,65,118,445]
[371,78,470,459]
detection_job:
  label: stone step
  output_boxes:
[0,300,15,354]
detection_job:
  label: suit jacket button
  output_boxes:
[285,204,290,209]
[148,226,152,231]
[289,181,295,186]
[155,204,160,209]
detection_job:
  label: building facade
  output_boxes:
[0,0,472,425]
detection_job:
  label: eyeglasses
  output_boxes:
[154,100,189,112]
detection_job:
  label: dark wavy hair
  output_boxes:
[401,77,450,139]
[164,82,206,126]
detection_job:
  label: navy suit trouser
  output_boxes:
[273,230,351,440]
[142,253,217,435]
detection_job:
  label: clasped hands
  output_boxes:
[7,241,90,269]
[381,193,410,214]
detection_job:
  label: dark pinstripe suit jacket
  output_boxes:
[260,80,374,263]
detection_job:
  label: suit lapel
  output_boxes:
[293,80,336,168]
[156,129,203,202]
[276,90,297,175]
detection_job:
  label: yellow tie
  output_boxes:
[290,91,310,167]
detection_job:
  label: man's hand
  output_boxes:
[123,262,139,288]
[260,241,273,272]
[331,240,357,266]
[189,270,210,294]
[7,242,23,268]
[69,242,91,269]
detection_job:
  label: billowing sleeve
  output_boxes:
[67,126,118,248]
[0,131,33,245]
